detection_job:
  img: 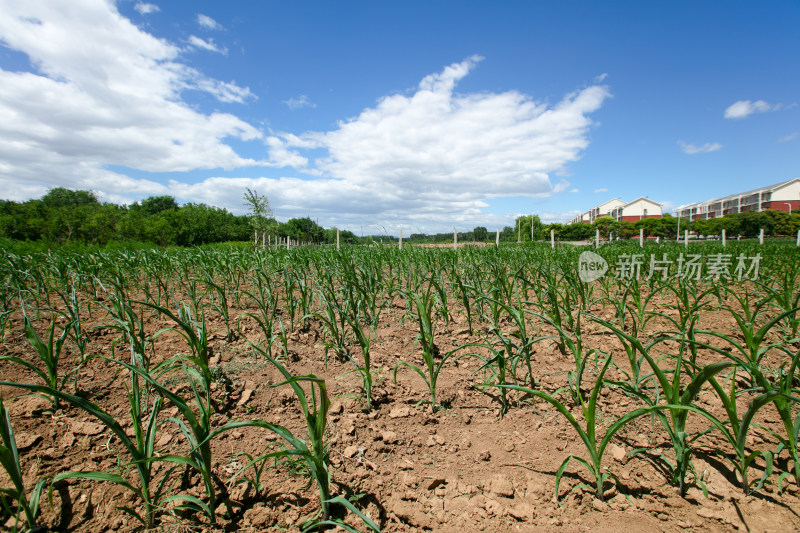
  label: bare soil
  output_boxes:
[1,285,799,532]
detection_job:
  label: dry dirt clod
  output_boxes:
[71,421,105,436]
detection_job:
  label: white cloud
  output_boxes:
[593,187,608,193]
[0,0,262,199]
[569,188,580,193]
[678,140,722,154]
[197,14,221,30]
[283,95,316,110]
[187,35,227,55]
[134,3,159,15]
[778,132,797,143]
[0,3,611,234]
[305,56,609,208]
[724,99,774,119]
[166,57,610,230]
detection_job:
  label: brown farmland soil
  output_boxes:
[1,278,799,532]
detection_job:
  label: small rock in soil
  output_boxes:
[489,476,514,498]
[14,432,42,450]
[389,406,411,418]
[8,396,51,418]
[237,388,253,406]
[343,445,359,458]
[507,502,536,521]
[71,421,105,436]
[609,443,627,463]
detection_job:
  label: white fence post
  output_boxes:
[336,229,340,251]
[639,228,644,248]
[550,229,555,250]
[759,228,764,245]
[453,228,457,250]
[722,228,726,247]
[684,230,689,248]
[399,229,403,250]
[496,228,500,249]
[595,228,600,248]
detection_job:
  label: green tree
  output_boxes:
[140,196,178,216]
[592,216,617,240]
[472,226,488,242]
[243,188,275,238]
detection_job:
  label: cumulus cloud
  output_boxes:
[0,0,262,199]
[283,95,316,110]
[305,56,609,205]
[778,132,797,143]
[197,14,221,30]
[593,187,608,193]
[678,141,722,154]
[187,35,227,55]
[724,99,775,119]
[0,4,611,233]
[134,3,159,15]
[162,57,610,230]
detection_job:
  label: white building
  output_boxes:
[570,197,662,224]
[676,178,800,221]
[610,197,663,222]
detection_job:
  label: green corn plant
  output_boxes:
[139,301,212,375]
[108,355,228,524]
[202,277,236,341]
[449,269,476,335]
[471,332,512,416]
[312,278,351,364]
[0,395,50,532]
[692,326,800,492]
[101,289,154,372]
[655,277,718,365]
[342,303,376,411]
[0,313,77,411]
[481,289,539,389]
[705,369,797,495]
[488,357,684,503]
[0,376,177,529]
[394,288,467,412]
[280,268,301,332]
[212,348,380,533]
[599,330,734,496]
[429,275,452,331]
[535,311,592,407]
[238,270,281,360]
[585,312,666,393]
[58,285,90,362]
[757,264,800,341]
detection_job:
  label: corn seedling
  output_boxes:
[0,313,77,411]
[0,395,50,532]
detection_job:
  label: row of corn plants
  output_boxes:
[0,239,798,529]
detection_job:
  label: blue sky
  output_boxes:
[0,1,797,235]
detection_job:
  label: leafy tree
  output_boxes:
[472,226,488,242]
[140,196,178,216]
[41,188,98,208]
[243,188,275,238]
[592,216,617,240]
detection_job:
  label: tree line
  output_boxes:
[0,188,360,247]
[2,188,798,249]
